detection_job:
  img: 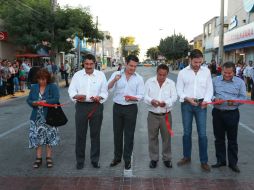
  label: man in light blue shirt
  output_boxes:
[108,54,145,170]
[212,61,246,173]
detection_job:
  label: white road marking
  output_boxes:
[123,154,134,177]
[239,122,254,134]
[0,121,29,138]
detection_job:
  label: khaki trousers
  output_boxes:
[147,112,172,161]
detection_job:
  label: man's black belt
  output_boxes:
[149,111,170,116]
[114,103,136,106]
[214,108,238,112]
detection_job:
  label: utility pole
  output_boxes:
[77,38,81,70]
[94,16,98,61]
[218,0,224,65]
[102,36,105,68]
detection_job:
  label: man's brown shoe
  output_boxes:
[177,158,191,166]
[201,163,211,172]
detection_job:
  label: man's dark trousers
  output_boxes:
[113,103,138,163]
[212,108,239,166]
[75,102,103,164]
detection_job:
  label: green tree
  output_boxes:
[120,36,140,57]
[0,0,100,53]
[146,47,160,60]
[158,34,189,61]
[54,6,103,52]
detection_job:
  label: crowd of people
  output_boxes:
[0,58,72,98]
[26,50,247,174]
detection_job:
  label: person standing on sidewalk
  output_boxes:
[108,54,145,170]
[144,64,177,168]
[64,60,71,87]
[68,54,108,170]
[211,62,246,173]
[176,49,213,172]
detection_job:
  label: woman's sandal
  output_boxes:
[33,158,42,168]
[46,157,53,168]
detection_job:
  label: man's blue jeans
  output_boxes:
[181,102,208,164]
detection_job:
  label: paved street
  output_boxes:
[1,67,254,189]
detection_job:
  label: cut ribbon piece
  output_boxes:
[165,112,174,137]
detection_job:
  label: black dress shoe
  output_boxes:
[164,161,172,168]
[91,162,100,168]
[212,162,226,168]
[149,160,157,168]
[110,159,121,167]
[76,162,84,170]
[125,161,131,170]
[229,165,240,173]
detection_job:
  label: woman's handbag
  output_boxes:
[46,104,68,127]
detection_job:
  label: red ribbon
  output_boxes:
[87,103,99,120]
[165,112,174,137]
[204,99,254,105]
[36,102,64,107]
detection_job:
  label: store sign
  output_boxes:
[213,22,254,47]
[225,22,254,45]
[243,0,254,12]
[228,16,238,30]
[0,32,8,41]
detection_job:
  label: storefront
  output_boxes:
[224,21,254,63]
[214,22,254,63]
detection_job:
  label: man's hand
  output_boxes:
[151,99,160,107]
[114,74,121,82]
[227,100,234,106]
[200,101,208,109]
[185,97,198,106]
[214,98,224,105]
[159,101,166,107]
[124,95,138,102]
[32,101,39,107]
[90,96,102,103]
[73,95,86,102]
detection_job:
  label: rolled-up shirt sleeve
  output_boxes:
[135,77,145,102]
[176,71,186,102]
[144,80,153,105]
[68,73,78,101]
[99,73,109,103]
[165,81,177,108]
[204,72,214,102]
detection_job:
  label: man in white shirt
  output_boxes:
[176,49,213,172]
[243,60,253,92]
[144,64,177,169]
[108,54,145,170]
[68,54,108,170]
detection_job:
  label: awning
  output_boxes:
[224,40,254,52]
[16,53,49,58]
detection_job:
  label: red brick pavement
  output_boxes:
[0,177,254,190]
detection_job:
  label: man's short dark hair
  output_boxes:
[223,61,235,71]
[157,64,169,73]
[189,49,203,59]
[83,54,96,63]
[126,55,139,64]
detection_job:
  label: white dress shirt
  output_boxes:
[176,65,213,102]
[144,76,177,113]
[68,69,108,103]
[108,70,145,105]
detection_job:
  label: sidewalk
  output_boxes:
[0,67,117,103]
